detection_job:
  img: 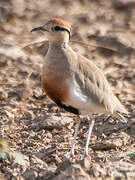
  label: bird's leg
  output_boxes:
[69,122,80,157]
[65,115,80,158]
[81,116,94,159]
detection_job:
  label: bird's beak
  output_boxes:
[31,26,46,32]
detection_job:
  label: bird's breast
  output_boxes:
[42,67,70,104]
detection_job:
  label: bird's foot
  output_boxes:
[80,152,92,168]
[81,152,91,161]
[64,151,75,159]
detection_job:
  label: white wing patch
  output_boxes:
[73,85,88,103]
[65,79,105,115]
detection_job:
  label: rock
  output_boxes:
[91,132,131,151]
[34,115,73,130]
[113,0,135,9]
[52,163,90,180]
[23,168,38,180]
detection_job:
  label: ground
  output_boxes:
[0,0,135,179]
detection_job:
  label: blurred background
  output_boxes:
[0,0,135,93]
[0,0,135,179]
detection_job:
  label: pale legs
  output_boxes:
[69,122,80,157]
[65,116,94,159]
[82,118,95,159]
[65,116,80,158]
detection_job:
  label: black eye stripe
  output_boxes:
[52,26,65,31]
[52,26,71,39]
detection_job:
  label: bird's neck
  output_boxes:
[49,31,70,45]
[45,40,70,71]
[49,40,68,49]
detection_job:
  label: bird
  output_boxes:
[31,18,127,159]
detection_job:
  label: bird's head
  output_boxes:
[31,18,72,43]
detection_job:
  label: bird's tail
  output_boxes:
[112,95,128,122]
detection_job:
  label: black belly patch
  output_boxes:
[56,101,79,115]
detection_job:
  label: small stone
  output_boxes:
[20,131,29,138]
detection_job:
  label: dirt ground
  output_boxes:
[0,0,135,179]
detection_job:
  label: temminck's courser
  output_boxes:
[31,18,127,159]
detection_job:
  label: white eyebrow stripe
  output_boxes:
[61,27,71,39]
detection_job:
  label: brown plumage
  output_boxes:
[46,18,72,31]
[31,18,127,159]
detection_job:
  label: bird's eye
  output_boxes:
[54,26,61,31]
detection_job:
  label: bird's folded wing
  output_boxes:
[67,49,127,115]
